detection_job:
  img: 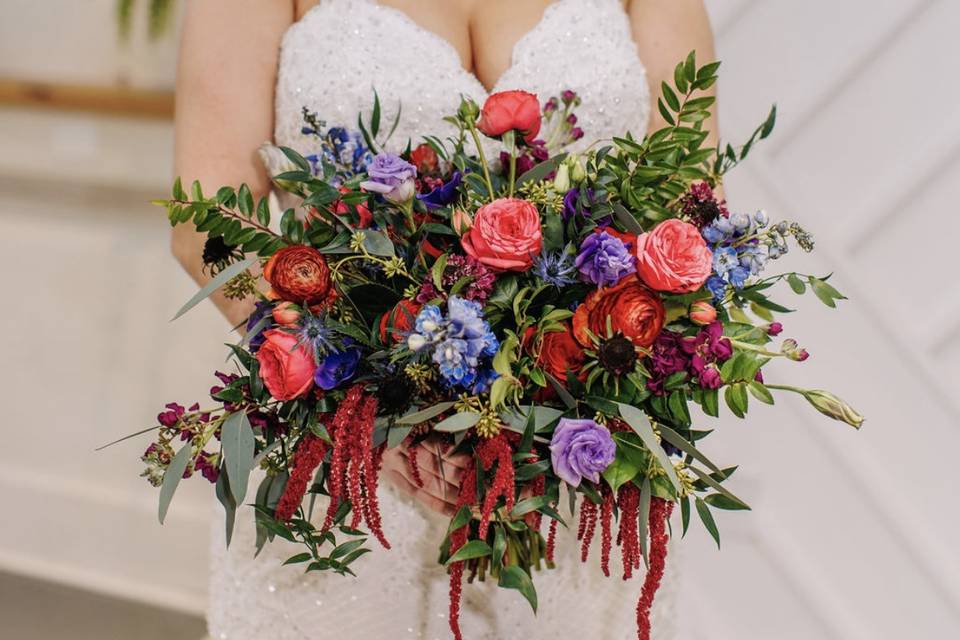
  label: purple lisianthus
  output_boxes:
[246,301,275,352]
[313,348,361,390]
[417,171,461,209]
[360,153,417,205]
[549,418,616,487]
[575,230,636,287]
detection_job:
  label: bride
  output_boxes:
[173,1,718,638]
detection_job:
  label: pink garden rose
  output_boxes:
[256,329,316,400]
[461,198,542,272]
[635,219,713,293]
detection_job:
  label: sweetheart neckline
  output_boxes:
[287,0,574,95]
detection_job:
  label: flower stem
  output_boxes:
[728,338,782,358]
[467,125,496,201]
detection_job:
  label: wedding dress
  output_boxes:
[208,1,680,638]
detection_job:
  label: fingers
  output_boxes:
[385,470,459,517]
[405,445,465,487]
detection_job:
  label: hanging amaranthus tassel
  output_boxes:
[476,434,515,539]
[274,433,329,521]
[320,385,390,548]
[526,467,546,531]
[617,483,641,579]
[448,458,477,640]
[407,441,424,488]
[545,518,558,565]
[636,498,674,640]
[599,485,615,577]
[578,497,598,562]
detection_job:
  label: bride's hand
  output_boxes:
[381,436,471,517]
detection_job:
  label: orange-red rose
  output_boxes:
[379,299,421,344]
[477,90,542,143]
[461,198,542,272]
[635,219,712,293]
[263,245,333,307]
[572,275,665,348]
[410,143,439,174]
[255,329,316,400]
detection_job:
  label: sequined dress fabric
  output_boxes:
[208,1,679,638]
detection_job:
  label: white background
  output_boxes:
[0,0,957,637]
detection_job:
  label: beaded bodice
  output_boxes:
[209,2,676,639]
[272,0,650,157]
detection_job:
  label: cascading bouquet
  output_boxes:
[115,54,863,640]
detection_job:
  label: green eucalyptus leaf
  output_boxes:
[158,441,193,524]
[171,256,258,321]
[221,411,255,505]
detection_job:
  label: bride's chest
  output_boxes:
[274,0,651,152]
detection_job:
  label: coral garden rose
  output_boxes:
[635,219,713,293]
[549,418,616,487]
[255,329,316,401]
[379,299,422,344]
[572,275,665,348]
[477,90,542,143]
[461,198,543,272]
[263,245,333,307]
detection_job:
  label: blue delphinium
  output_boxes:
[303,124,372,184]
[702,210,776,298]
[407,296,499,390]
[533,249,579,288]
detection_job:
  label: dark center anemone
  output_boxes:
[377,375,415,416]
[598,333,638,376]
[202,236,237,272]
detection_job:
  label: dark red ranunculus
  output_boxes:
[477,90,542,144]
[379,299,421,344]
[263,245,333,307]
[572,275,665,349]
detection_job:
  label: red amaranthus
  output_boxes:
[274,433,329,521]
[637,498,674,640]
[321,385,390,548]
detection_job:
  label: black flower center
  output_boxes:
[598,333,637,376]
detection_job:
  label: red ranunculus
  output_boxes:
[533,323,586,383]
[572,275,665,348]
[255,329,316,400]
[379,299,421,344]
[410,143,439,174]
[461,198,542,272]
[635,219,713,293]
[477,90,542,143]
[263,245,333,306]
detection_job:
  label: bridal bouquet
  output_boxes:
[121,53,862,639]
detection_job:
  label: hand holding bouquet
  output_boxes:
[118,54,862,640]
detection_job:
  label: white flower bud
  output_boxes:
[553,163,570,192]
[407,333,428,352]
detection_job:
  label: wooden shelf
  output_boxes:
[0,78,174,119]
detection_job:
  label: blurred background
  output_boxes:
[0,0,957,638]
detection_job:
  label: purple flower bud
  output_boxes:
[549,418,616,487]
[571,127,584,140]
[767,322,783,336]
[699,366,722,389]
[566,113,578,125]
[561,89,577,104]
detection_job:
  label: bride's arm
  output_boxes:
[172,0,294,328]
[627,0,720,150]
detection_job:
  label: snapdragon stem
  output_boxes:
[729,338,783,358]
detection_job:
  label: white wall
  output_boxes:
[0,0,957,636]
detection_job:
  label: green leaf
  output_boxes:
[724,383,748,418]
[516,152,568,187]
[433,411,480,433]
[695,497,720,548]
[511,495,553,518]
[444,540,492,566]
[613,203,645,235]
[395,401,456,425]
[158,441,193,524]
[747,381,775,405]
[657,425,721,474]
[544,373,576,409]
[787,273,806,294]
[705,493,752,511]
[360,229,395,257]
[221,411,255,505]
[657,98,676,126]
[661,81,680,112]
[215,467,237,546]
[171,256,258,321]
[237,184,254,216]
[616,403,680,493]
[498,566,538,613]
[687,466,750,511]
[673,62,689,95]
[283,552,313,565]
[602,448,641,493]
[683,51,697,84]
[701,388,719,418]
[370,91,381,138]
[680,495,691,537]
[492,526,507,569]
